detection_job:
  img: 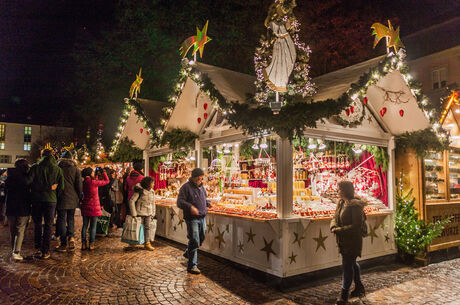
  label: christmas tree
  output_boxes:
[254,0,315,108]
[395,189,450,257]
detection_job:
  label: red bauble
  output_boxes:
[197,118,201,124]
[203,103,208,110]
[146,131,150,135]
[399,109,404,117]
[350,106,355,114]
[363,97,368,105]
[380,107,387,117]
[346,109,350,116]
[140,128,143,133]
[204,112,208,119]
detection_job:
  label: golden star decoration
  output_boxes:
[371,20,405,52]
[293,232,305,248]
[367,115,373,124]
[177,218,185,229]
[260,237,276,262]
[215,227,226,249]
[369,224,379,244]
[313,229,328,252]
[238,241,244,253]
[129,68,143,99]
[179,20,211,58]
[246,227,256,245]
[385,233,390,243]
[207,221,214,233]
[288,251,297,264]
[170,211,175,221]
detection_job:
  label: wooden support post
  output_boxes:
[276,136,293,218]
[143,150,149,177]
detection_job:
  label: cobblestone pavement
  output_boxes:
[0,218,459,305]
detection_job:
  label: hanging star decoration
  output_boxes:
[207,221,214,233]
[367,115,373,124]
[371,20,405,52]
[129,68,143,99]
[215,227,226,249]
[369,224,379,244]
[260,237,276,262]
[385,233,390,243]
[246,227,256,245]
[293,232,305,248]
[177,218,185,229]
[288,252,297,264]
[238,241,244,253]
[179,20,211,59]
[313,229,328,252]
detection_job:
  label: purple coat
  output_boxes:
[81,172,109,217]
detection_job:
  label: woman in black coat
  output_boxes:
[5,159,31,260]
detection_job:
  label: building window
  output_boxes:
[0,155,11,164]
[432,68,447,90]
[0,124,5,149]
[24,126,32,151]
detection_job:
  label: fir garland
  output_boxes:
[158,128,198,152]
[395,128,449,159]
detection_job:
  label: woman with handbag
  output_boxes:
[80,167,109,250]
[330,181,367,305]
[128,176,156,251]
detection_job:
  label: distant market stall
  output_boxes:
[112,4,438,278]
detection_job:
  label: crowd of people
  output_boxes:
[2,148,156,260]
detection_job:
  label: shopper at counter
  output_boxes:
[330,181,366,305]
[177,168,211,275]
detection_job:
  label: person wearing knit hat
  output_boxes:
[177,168,210,275]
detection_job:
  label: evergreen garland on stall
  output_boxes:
[158,128,198,152]
[395,189,451,258]
[395,128,449,159]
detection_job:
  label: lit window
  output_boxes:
[432,68,447,90]
[0,142,4,150]
[0,124,5,141]
[24,143,31,151]
[24,126,32,143]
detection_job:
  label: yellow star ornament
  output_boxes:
[129,68,143,99]
[179,20,212,58]
[313,229,328,252]
[371,20,405,52]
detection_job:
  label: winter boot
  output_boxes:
[350,282,365,298]
[144,242,154,251]
[89,243,95,251]
[81,240,88,251]
[336,288,349,305]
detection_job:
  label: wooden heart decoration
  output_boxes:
[399,109,404,117]
[197,118,201,124]
[203,103,208,110]
[346,109,350,116]
[350,106,355,114]
[204,113,208,119]
[363,97,368,105]
[380,107,387,117]
[140,128,143,133]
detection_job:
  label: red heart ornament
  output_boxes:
[380,107,387,117]
[399,109,404,117]
[346,109,350,116]
[197,118,201,124]
[363,97,368,105]
[203,103,208,110]
[350,106,355,114]
[204,113,208,119]
[140,128,143,133]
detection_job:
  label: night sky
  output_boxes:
[1,0,459,141]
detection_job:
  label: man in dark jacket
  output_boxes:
[177,168,211,275]
[55,151,82,252]
[29,149,65,259]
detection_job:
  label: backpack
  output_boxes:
[362,211,368,237]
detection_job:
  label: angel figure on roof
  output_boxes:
[263,0,297,93]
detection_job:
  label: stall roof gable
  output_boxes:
[135,98,168,126]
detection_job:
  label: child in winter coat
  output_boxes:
[80,167,109,250]
[128,176,156,251]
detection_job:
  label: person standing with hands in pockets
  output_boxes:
[177,168,211,275]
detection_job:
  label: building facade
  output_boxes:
[0,122,73,168]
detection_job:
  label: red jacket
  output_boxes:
[125,171,144,201]
[81,172,109,217]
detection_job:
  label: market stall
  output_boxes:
[397,91,460,252]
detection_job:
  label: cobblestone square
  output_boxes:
[1,219,460,305]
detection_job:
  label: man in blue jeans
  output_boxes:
[177,168,210,275]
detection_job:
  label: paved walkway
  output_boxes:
[0,218,459,305]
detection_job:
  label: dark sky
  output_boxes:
[1,0,459,129]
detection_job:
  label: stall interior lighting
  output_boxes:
[307,138,316,149]
[260,138,268,149]
[252,138,259,150]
